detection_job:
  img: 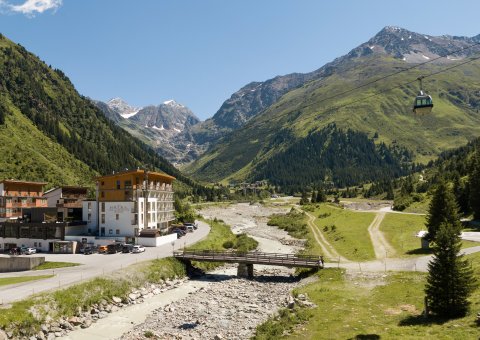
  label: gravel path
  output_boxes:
[302,209,349,262]
[367,212,396,259]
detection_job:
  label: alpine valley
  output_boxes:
[179,26,480,190]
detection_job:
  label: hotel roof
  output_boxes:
[96,169,175,181]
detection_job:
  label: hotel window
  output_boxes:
[101,202,105,212]
[39,242,42,248]
[116,229,120,235]
[116,180,121,189]
[88,213,92,222]
[88,202,92,209]
[109,229,113,235]
[101,214,105,224]
[101,191,105,198]
[116,214,119,220]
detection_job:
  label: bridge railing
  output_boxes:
[173,250,324,267]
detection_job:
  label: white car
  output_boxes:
[25,247,37,255]
[132,245,145,253]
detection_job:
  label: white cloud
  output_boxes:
[2,0,63,17]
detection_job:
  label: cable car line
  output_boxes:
[321,54,480,115]
[312,40,480,108]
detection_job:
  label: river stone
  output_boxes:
[0,330,7,340]
[112,296,122,304]
[81,319,92,329]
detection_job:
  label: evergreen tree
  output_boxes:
[311,191,317,203]
[386,183,394,200]
[299,191,309,205]
[453,176,470,215]
[425,222,477,318]
[469,149,480,219]
[316,189,327,203]
[425,180,461,242]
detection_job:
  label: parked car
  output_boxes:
[107,243,123,254]
[132,245,145,253]
[122,244,134,253]
[172,228,186,237]
[185,222,197,230]
[186,225,194,233]
[98,245,108,254]
[83,246,98,255]
[24,247,37,255]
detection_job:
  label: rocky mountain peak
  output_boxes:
[348,26,480,63]
[162,99,185,108]
[107,97,141,119]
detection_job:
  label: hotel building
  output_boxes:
[83,169,175,241]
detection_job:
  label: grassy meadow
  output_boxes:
[0,275,54,287]
[312,204,376,261]
[255,267,480,340]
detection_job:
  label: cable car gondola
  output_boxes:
[413,76,433,114]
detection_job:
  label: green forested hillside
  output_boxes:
[251,124,411,192]
[186,55,480,188]
[0,34,197,190]
[0,98,96,187]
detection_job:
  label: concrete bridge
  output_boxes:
[173,250,324,278]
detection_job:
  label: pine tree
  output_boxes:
[299,191,309,205]
[316,189,327,203]
[469,149,480,219]
[425,222,477,318]
[386,183,394,200]
[425,180,461,242]
[311,191,317,203]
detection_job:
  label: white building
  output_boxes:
[82,169,175,242]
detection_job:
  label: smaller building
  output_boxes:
[0,180,47,220]
[43,186,88,222]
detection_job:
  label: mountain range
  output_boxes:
[0,33,203,193]
[3,26,480,193]
[95,98,203,164]
[182,26,480,188]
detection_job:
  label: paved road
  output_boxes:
[461,231,480,242]
[0,221,210,305]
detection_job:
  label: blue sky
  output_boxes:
[1,0,479,120]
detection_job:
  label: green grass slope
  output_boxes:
[186,56,480,185]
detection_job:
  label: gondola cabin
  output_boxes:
[413,77,433,114]
[413,91,433,114]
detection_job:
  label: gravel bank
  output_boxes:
[120,267,302,340]
[120,203,308,339]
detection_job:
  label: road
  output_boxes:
[367,212,396,259]
[325,245,480,272]
[0,221,210,305]
[300,203,480,272]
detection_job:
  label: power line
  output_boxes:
[313,40,480,107]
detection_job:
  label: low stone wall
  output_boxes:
[0,256,45,272]
[138,233,178,247]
